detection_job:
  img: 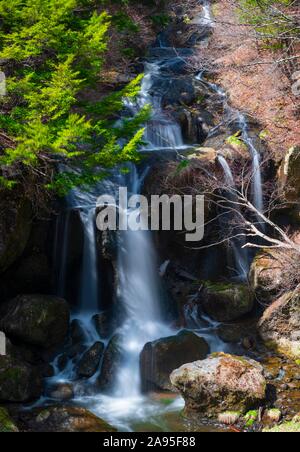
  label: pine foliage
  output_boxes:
[0,0,150,194]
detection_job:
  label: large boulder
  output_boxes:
[0,294,70,348]
[140,330,210,392]
[20,406,116,432]
[170,353,266,417]
[258,291,300,359]
[0,196,32,274]
[201,282,254,322]
[0,355,42,402]
[77,341,105,379]
[249,250,282,302]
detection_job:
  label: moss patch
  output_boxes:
[0,407,19,432]
[263,422,300,433]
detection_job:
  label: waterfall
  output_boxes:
[48,0,247,430]
[238,113,264,214]
[126,62,184,151]
[114,167,172,398]
[218,155,249,280]
[79,208,99,313]
[197,76,264,217]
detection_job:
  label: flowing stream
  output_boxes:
[48,0,263,431]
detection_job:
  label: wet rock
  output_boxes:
[57,354,69,372]
[147,47,194,60]
[159,57,188,76]
[70,319,87,345]
[21,406,117,432]
[201,282,254,322]
[0,294,70,348]
[249,250,282,302]
[99,229,119,265]
[258,291,300,359]
[172,108,213,144]
[150,76,196,107]
[170,353,266,417]
[92,312,114,339]
[98,334,123,392]
[0,407,19,432]
[67,343,86,360]
[0,355,42,402]
[0,195,32,274]
[77,341,104,378]
[48,383,74,401]
[140,330,210,392]
[217,319,258,345]
[39,363,55,378]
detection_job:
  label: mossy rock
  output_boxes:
[0,355,42,402]
[20,406,117,432]
[201,282,254,322]
[0,407,19,432]
[258,291,300,360]
[171,353,266,417]
[0,294,70,348]
[263,421,300,433]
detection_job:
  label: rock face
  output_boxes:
[249,250,282,302]
[77,341,104,378]
[140,330,210,392]
[201,282,254,322]
[0,294,70,348]
[170,353,266,417]
[258,291,300,359]
[98,334,123,392]
[150,76,196,107]
[0,196,32,274]
[0,355,42,402]
[279,146,300,202]
[21,406,117,433]
[0,407,19,432]
[278,146,300,222]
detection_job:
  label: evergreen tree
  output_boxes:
[0,0,150,194]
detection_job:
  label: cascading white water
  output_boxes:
[192,0,214,27]
[114,167,173,398]
[238,113,264,214]
[126,62,185,151]
[218,155,249,280]
[197,74,264,217]
[79,208,99,313]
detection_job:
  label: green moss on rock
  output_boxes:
[263,422,300,433]
[0,407,19,432]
